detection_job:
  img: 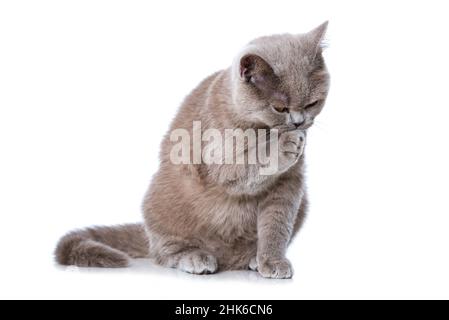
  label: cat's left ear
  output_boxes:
[306,21,329,60]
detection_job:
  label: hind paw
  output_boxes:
[176,250,218,275]
[248,257,258,271]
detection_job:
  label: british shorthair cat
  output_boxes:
[56,22,330,279]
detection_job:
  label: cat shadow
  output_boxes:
[55,258,293,284]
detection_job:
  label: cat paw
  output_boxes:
[177,250,218,275]
[257,257,293,279]
[278,130,306,172]
[248,257,258,271]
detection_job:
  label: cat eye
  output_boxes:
[272,106,289,114]
[304,101,320,109]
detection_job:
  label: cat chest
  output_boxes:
[196,194,259,241]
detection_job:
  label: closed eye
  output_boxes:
[304,101,320,109]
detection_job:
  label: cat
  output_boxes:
[55,22,330,279]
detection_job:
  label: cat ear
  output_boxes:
[239,54,279,96]
[306,21,329,60]
[240,54,272,81]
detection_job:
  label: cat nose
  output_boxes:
[293,120,305,128]
[290,112,305,128]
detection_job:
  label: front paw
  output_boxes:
[278,130,306,172]
[257,257,293,279]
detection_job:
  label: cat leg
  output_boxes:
[153,240,218,275]
[257,187,305,278]
[257,200,298,279]
[256,131,306,279]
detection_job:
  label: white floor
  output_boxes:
[3,226,449,300]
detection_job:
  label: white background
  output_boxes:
[1,0,448,300]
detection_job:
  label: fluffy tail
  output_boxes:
[55,223,149,268]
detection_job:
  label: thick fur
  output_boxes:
[55,224,148,268]
[55,22,330,279]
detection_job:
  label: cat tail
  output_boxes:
[55,223,149,268]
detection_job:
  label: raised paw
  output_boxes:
[278,130,306,172]
[257,257,293,279]
[177,250,218,275]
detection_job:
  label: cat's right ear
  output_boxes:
[239,54,279,96]
[240,54,270,81]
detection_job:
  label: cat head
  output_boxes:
[231,22,330,130]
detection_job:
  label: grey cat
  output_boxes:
[55,22,330,279]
